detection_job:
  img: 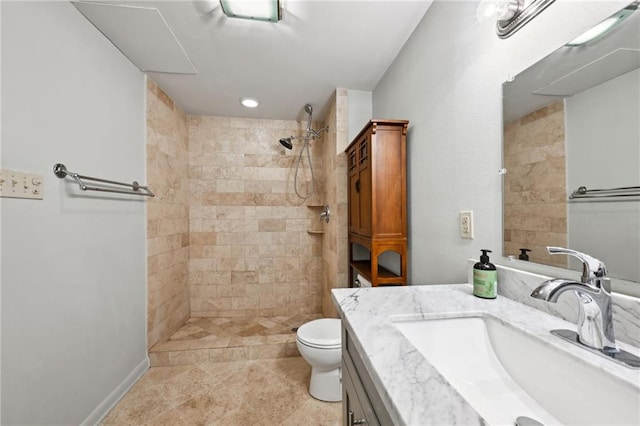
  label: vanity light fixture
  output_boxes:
[566,3,638,47]
[496,0,555,38]
[240,97,259,108]
[220,0,281,22]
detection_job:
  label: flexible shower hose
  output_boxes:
[293,137,315,200]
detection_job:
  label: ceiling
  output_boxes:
[73,0,433,121]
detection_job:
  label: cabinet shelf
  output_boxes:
[350,261,403,285]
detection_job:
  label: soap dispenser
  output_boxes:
[519,248,531,261]
[473,249,497,299]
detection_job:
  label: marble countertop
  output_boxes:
[332,284,640,426]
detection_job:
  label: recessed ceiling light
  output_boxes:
[240,97,259,108]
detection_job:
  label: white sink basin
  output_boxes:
[393,314,640,426]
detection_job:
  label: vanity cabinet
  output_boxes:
[345,119,408,287]
[342,325,392,426]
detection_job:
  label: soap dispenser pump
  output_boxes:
[519,248,531,261]
[473,249,497,299]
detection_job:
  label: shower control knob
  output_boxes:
[319,205,330,223]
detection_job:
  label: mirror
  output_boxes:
[502,1,640,283]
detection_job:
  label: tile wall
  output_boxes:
[146,85,349,343]
[321,89,350,317]
[146,80,191,349]
[187,116,326,317]
[503,100,567,268]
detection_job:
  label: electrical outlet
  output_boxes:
[0,169,44,200]
[460,211,473,239]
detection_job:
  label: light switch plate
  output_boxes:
[460,211,473,239]
[0,169,44,199]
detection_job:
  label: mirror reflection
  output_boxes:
[502,1,640,283]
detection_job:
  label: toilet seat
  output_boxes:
[296,318,341,349]
[296,337,341,350]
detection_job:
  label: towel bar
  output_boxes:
[53,163,154,197]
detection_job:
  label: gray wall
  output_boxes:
[347,89,372,142]
[566,68,640,282]
[372,0,629,284]
[1,2,147,424]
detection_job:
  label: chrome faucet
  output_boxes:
[531,247,640,368]
[531,247,616,351]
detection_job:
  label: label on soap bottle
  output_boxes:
[473,269,497,299]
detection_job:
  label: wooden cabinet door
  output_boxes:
[348,136,372,237]
[347,146,359,234]
[357,136,372,236]
[371,125,406,239]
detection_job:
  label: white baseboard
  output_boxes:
[81,356,150,425]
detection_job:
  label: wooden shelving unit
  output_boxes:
[345,120,409,287]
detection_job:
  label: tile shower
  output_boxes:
[146,80,348,365]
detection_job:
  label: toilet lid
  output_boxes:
[296,318,341,348]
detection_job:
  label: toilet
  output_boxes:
[296,318,342,402]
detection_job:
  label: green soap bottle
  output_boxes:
[473,249,497,299]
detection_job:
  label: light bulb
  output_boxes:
[240,97,259,108]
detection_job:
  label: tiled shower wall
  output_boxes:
[503,100,567,268]
[187,116,326,317]
[321,89,350,317]
[146,80,191,349]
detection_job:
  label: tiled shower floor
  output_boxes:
[149,314,322,366]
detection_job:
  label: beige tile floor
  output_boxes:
[150,314,323,366]
[102,357,342,425]
[103,357,342,426]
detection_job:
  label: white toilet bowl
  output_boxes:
[296,318,342,402]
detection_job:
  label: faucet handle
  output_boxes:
[547,247,607,282]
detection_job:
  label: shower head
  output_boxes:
[304,104,313,132]
[277,103,327,150]
[279,137,293,150]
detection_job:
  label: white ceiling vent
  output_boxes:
[72,1,197,74]
[534,48,640,96]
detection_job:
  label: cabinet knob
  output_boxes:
[348,410,367,425]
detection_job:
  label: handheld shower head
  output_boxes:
[279,137,293,150]
[277,102,329,201]
[304,104,313,132]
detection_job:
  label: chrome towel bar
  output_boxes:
[569,185,640,200]
[53,163,155,197]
